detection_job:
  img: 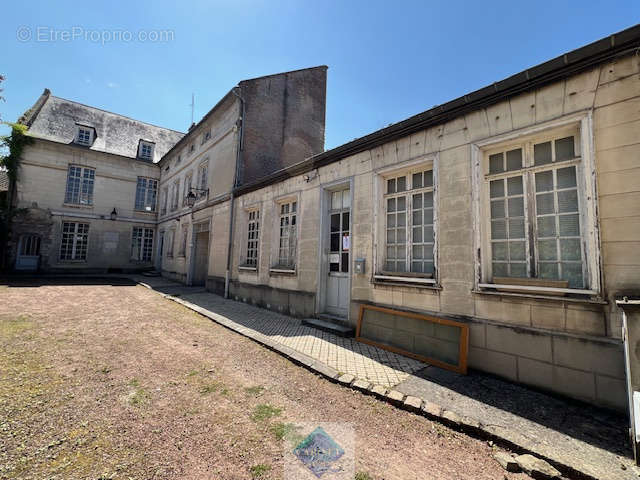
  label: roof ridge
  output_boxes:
[239,65,328,84]
[48,95,185,135]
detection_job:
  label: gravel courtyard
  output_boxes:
[0,279,531,479]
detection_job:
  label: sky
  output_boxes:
[1,1,638,150]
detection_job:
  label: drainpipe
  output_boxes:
[225,86,244,299]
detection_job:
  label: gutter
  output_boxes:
[225,87,245,299]
[233,23,640,197]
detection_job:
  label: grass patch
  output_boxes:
[199,381,223,395]
[187,369,199,377]
[244,385,264,396]
[355,472,373,480]
[251,404,282,422]
[249,464,270,478]
[126,379,149,406]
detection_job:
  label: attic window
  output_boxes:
[202,130,211,144]
[138,141,154,160]
[189,144,195,154]
[75,126,94,146]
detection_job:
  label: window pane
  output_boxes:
[559,214,580,236]
[412,209,422,226]
[424,191,433,208]
[387,178,396,194]
[507,176,523,195]
[493,262,508,277]
[490,200,505,219]
[539,263,558,279]
[386,229,395,243]
[332,191,342,210]
[510,263,526,277]
[423,209,433,224]
[397,227,406,243]
[489,153,503,174]
[387,213,396,227]
[342,189,351,209]
[331,213,340,232]
[413,193,422,209]
[424,226,434,242]
[506,149,522,171]
[330,233,340,251]
[412,262,423,273]
[492,242,507,260]
[412,245,423,259]
[397,196,406,211]
[538,239,558,261]
[397,212,406,227]
[387,197,396,212]
[342,212,350,230]
[536,193,554,215]
[534,141,552,165]
[412,172,422,189]
[508,197,524,217]
[491,220,506,239]
[555,137,575,161]
[535,171,554,192]
[538,216,556,237]
[560,238,581,261]
[490,179,504,198]
[341,253,349,272]
[562,263,583,288]
[557,166,577,189]
[396,176,407,192]
[509,241,525,260]
[413,226,422,242]
[508,218,525,238]
[558,190,578,213]
[424,170,433,187]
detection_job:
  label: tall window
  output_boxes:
[485,130,586,288]
[197,161,208,198]
[166,229,175,257]
[277,201,297,269]
[182,173,192,206]
[383,167,435,276]
[131,227,154,261]
[65,165,95,205]
[161,187,168,215]
[179,224,188,256]
[60,222,89,260]
[135,177,158,212]
[171,181,180,211]
[245,210,260,267]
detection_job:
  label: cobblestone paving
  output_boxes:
[175,291,425,388]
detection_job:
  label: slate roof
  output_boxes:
[20,90,184,163]
[0,170,8,192]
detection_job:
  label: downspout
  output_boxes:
[225,86,244,298]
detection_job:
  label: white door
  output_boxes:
[324,188,351,318]
[15,235,41,271]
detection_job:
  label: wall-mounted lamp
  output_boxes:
[185,188,209,208]
[303,169,318,183]
[110,208,117,221]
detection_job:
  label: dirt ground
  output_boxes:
[0,279,531,479]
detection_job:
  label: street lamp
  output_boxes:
[185,188,208,208]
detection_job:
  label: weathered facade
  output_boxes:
[8,25,640,411]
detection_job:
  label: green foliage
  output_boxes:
[244,385,264,396]
[249,464,270,478]
[250,403,282,422]
[1,122,33,184]
[355,472,373,480]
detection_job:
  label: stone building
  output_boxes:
[8,25,640,411]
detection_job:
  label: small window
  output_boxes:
[202,130,211,144]
[244,210,260,267]
[138,141,154,160]
[176,154,182,165]
[182,173,193,206]
[189,144,195,154]
[196,161,208,198]
[75,126,93,146]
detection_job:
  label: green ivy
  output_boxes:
[1,122,33,184]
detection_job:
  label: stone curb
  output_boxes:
[137,281,596,480]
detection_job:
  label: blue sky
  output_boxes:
[1,1,638,149]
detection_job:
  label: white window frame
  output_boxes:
[75,126,94,146]
[373,155,439,286]
[131,227,154,262]
[134,177,158,212]
[472,111,601,297]
[138,141,154,161]
[271,197,298,272]
[241,208,260,269]
[64,165,95,206]
[59,221,89,261]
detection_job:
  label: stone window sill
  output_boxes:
[239,265,258,273]
[269,267,296,276]
[372,278,442,291]
[62,203,93,209]
[473,288,607,305]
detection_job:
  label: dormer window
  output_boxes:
[138,140,155,161]
[75,125,94,146]
[202,130,211,144]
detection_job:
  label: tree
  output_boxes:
[0,74,5,122]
